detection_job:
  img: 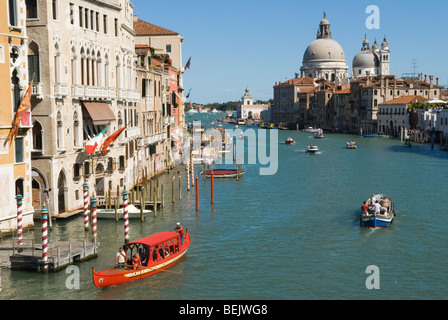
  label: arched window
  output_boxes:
[32,121,43,150]
[11,68,21,110]
[28,42,40,82]
[73,111,81,147]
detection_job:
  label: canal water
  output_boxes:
[1,113,448,300]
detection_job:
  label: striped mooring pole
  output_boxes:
[83,182,90,231]
[91,193,97,244]
[41,203,49,270]
[123,186,129,244]
[16,194,23,247]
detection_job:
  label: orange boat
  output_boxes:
[92,229,191,288]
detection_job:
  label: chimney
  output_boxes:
[429,75,434,88]
[424,74,427,82]
[133,15,138,23]
[436,78,439,86]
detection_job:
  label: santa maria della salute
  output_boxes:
[300,13,390,83]
[273,13,443,134]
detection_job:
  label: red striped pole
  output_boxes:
[91,194,97,244]
[83,182,89,231]
[195,176,199,211]
[123,187,129,243]
[187,160,190,191]
[41,203,49,270]
[16,194,23,247]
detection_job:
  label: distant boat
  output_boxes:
[285,137,295,145]
[187,109,198,113]
[306,144,319,154]
[346,141,357,149]
[360,194,395,228]
[314,129,325,139]
[96,204,152,220]
[199,168,245,178]
[360,133,377,138]
[304,126,319,133]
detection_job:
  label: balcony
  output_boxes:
[54,83,69,98]
[31,82,44,99]
[144,132,166,146]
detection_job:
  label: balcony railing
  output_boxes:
[54,83,69,98]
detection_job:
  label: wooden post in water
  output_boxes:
[16,194,23,248]
[161,184,164,208]
[83,182,90,231]
[41,203,49,271]
[123,187,129,244]
[149,179,153,202]
[140,187,145,222]
[211,171,214,205]
[114,196,118,222]
[172,176,175,203]
[154,184,158,216]
[196,176,199,211]
[179,174,182,201]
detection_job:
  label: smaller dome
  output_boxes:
[353,50,379,68]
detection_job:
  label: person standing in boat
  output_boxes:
[115,247,127,269]
[174,222,185,245]
[361,201,369,216]
[373,201,381,215]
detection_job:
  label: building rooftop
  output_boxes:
[133,17,179,36]
[380,95,428,105]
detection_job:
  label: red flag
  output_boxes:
[99,126,127,156]
[6,80,34,145]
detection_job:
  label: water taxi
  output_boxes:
[285,137,295,145]
[92,229,191,288]
[360,194,395,228]
[306,144,319,154]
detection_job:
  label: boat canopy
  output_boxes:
[127,232,179,247]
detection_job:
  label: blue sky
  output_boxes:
[132,0,448,104]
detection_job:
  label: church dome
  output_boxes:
[353,49,379,68]
[303,38,346,63]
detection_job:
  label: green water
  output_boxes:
[1,115,448,300]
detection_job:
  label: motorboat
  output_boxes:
[314,129,325,139]
[306,144,319,154]
[346,141,357,149]
[199,168,245,178]
[285,137,295,145]
[304,126,319,133]
[360,194,395,228]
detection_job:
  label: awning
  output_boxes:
[83,102,115,125]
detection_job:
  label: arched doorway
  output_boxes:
[57,171,66,214]
[32,169,48,213]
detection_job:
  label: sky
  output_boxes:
[132,0,448,104]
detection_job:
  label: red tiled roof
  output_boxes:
[380,95,428,105]
[134,18,178,36]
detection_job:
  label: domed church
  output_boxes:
[352,35,390,79]
[300,13,349,84]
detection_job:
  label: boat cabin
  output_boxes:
[125,232,182,267]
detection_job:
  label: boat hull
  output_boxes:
[360,214,394,227]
